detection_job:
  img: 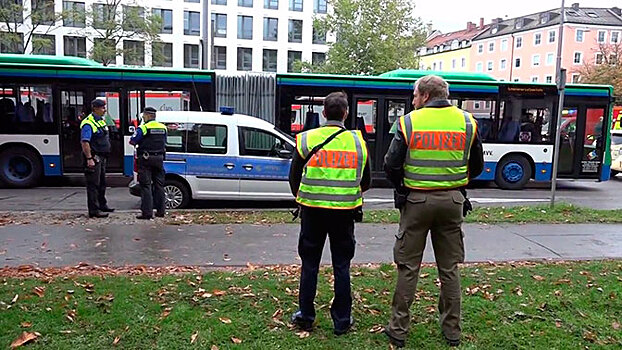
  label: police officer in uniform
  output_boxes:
[289,92,371,336]
[383,76,483,348]
[81,99,114,218]
[130,107,167,220]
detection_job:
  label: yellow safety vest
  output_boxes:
[296,126,368,209]
[398,106,477,190]
[80,114,107,132]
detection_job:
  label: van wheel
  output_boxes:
[495,155,532,190]
[164,179,190,209]
[0,147,43,188]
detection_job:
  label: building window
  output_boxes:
[212,0,227,4]
[515,57,521,68]
[63,36,85,57]
[501,39,508,51]
[452,59,456,69]
[597,30,606,43]
[513,78,520,82]
[546,53,554,65]
[265,0,278,9]
[314,0,327,14]
[32,34,55,55]
[289,0,303,11]
[212,13,227,38]
[239,0,253,7]
[93,3,114,29]
[238,16,253,39]
[476,62,483,72]
[184,44,199,68]
[531,76,538,83]
[477,44,483,53]
[486,61,493,71]
[461,57,466,68]
[185,0,200,2]
[438,61,443,70]
[93,38,115,64]
[534,33,541,45]
[500,59,507,70]
[212,46,227,69]
[2,0,23,24]
[488,41,494,52]
[237,47,252,71]
[287,50,302,72]
[63,1,85,28]
[123,40,144,66]
[515,37,522,48]
[263,17,278,41]
[573,52,582,64]
[571,74,580,83]
[31,0,55,25]
[153,8,173,34]
[576,29,584,42]
[313,28,326,44]
[288,19,302,43]
[612,31,620,44]
[548,30,556,43]
[263,49,277,72]
[532,54,540,66]
[152,42,173,67]
[123,6,145,32]
[312,52,325,65]
[546,76,553,83]
[184,11,200,36]
[596,53,603,65]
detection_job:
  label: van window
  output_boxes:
[164,122,188,152]
[239,127,292,157]
[187,124,227,154]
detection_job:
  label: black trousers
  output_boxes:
[85,155,108,214]
[298,205,356,331]
[137,155,165,217]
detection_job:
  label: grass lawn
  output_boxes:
[166,204,622,225]
[1,261,621,349]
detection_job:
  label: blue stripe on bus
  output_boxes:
[535,162,553,181]
[124,156,134,177]
[475,162,497,181]
[0,71,212,83]
[565,90,608,97]
[475,161,552,182]
[42,155,62,176]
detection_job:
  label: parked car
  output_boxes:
[129,110,296,208]
[610,130,622,177]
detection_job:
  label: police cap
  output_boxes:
[91,99,106,108]
[144,106,157,114]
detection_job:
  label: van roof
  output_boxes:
[155,111,276,130]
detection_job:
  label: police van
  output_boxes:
[129,109,296,208]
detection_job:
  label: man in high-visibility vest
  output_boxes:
[130,107,167,220]
[80,99,114,218]
[383,75,483,348]
[289,91,371,336]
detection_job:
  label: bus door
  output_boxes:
[352,96,379,171]
[558,103,608,178]
[380,98,409,167]
[94,89,125,173]
[59,89,88,172]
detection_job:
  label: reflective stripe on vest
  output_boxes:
[80,114,107,132]
[295,127,367,209]
[138,120,167,153]
[399,106,476,190]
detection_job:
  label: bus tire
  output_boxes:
[164,179,190,209]
[0,146,43,188]
[494,155,532,190]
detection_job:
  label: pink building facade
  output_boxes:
[470,5,622,83]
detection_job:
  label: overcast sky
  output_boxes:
[415,0,618,33]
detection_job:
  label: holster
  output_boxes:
[460,188,473,217]
[394,187,409,209]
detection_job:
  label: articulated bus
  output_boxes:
[276,70,615,189]
[0,54,214,187]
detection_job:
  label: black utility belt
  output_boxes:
[138,152,164,159]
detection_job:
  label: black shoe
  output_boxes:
[291,310,313,331]
[136,215,153,220]
[100,207,115,213]
[155,212,165,218]
[383,328,405,348]
[334,316,355,336]
[88,212,109,218]
[443,333,460,347]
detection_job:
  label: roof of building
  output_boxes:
[425,24,490,49]
[474,6,622,41]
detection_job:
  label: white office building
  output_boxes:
[0,0,330,72]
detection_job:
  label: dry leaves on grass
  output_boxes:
[112,336,121,346]
[160,307,172,320]
[231,337,242,344]
[210,346,219,350]
[583,330,598,342]
[219,317,232,324]
[191,331,199,344]
[296,331,310,339]
[369,325,384,333]
[532,275,545,281]
[32,286,45,298]
[20,322,32,328]
[10,331,39,348]
[612,322,620,330]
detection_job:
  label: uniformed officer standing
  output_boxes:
[129,107,167,220]
[383,75,483,348]
[289,92,371,335]
[81,99,114,218]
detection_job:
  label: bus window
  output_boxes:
[387,100,406,130]
[96,91,121,130]
[356,99,377,138]
[0,87,17,129]
[291,96,325,133]
[1,86,55,134]
[128,90,141,133]
[461,99,496,142]
[582,108,607,174]
[498,97,554,143]
[145,90,191,112]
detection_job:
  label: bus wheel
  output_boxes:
[0,147,43,188]
[495,155,532,190]
[164,179,190,209]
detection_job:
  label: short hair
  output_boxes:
[323,92,348,121]
[91,99,106,108]
[143,107,157,116]
[415,75,449,100]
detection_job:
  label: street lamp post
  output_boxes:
[550,0,566,208]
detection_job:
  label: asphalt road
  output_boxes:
[0,175,621,211]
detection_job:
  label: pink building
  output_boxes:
[470,3,622,83]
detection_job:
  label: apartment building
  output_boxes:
[471,3,622,83]
[0,0,330,72]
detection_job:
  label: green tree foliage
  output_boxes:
[576,42,622,103]
[299,0,426,75]
[0,0,62,54]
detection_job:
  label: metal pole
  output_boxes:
[201,0,209,70]
[550,0,566,208]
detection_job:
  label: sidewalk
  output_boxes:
[1,222,621,267]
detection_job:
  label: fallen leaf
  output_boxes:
[296,330,310,338]
[33,287,45,298]
[213,290,227,297]
[583,330,597,342]
[211,346,219,350]
[272,309,283,318]
[425,306,436,314]
[419,273,430,278]
[191,331,199,344]
[532,275,545,281]
[113,336,121,345]
[613,322,620,330]
[231,337,242,344]
[59,330,73,334]
[11,294,18,304]
[160,307,172,319]
[555,320,562,328]
[20,322,32,328]
[369,325,384,333]
[219,317,232,324]
[10,331,38,348]
[504,213,514,219]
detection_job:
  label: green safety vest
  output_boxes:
[398,106,477,190]
[296,126,368,209]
